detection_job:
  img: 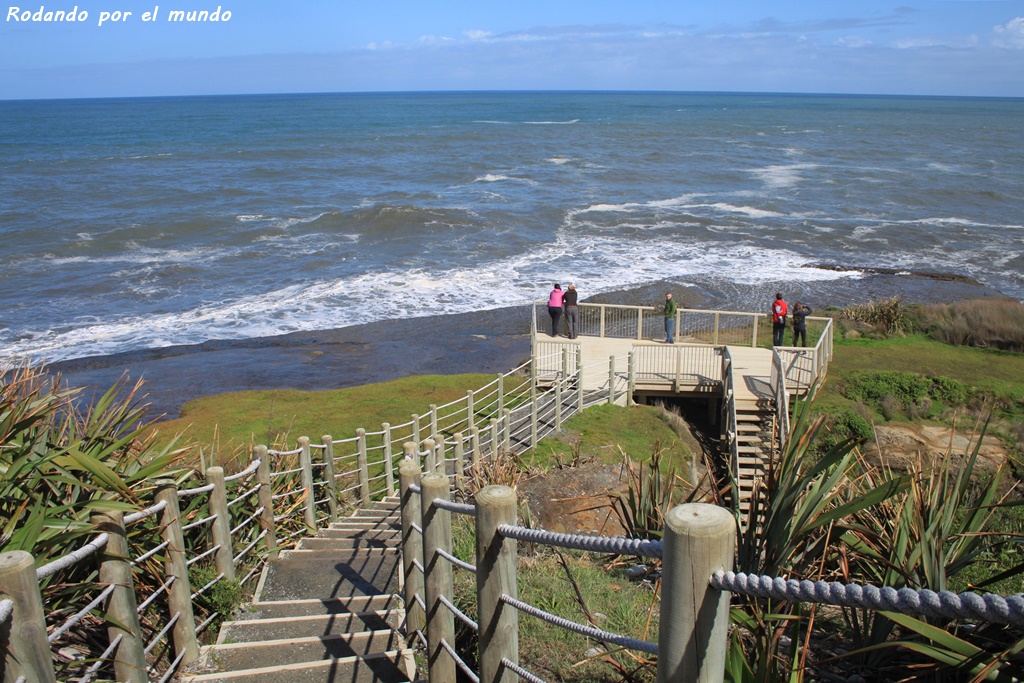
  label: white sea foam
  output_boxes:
[547,157,572,165]
[1,233,860,364]
[749,163,819,189]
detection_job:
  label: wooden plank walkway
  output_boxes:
[536,335,774,403]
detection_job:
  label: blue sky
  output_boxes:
[2,0,1024,99]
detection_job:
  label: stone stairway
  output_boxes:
[181,497,417,683]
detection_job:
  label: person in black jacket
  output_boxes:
[563,284,579,339]
[792,301,812,347]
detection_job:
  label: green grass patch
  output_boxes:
[525,403,691,473]
[149,373,500,456]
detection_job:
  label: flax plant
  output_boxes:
[724,386,908,682]
[838,415,1024,681]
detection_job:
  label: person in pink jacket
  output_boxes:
[547,284,564,337]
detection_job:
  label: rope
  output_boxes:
[224,459,261,481]
[437,548,477,574]
[36,533,110,580]
[502,658,549,683]
[48,583,117,643]
[411,522,423,535]
[144,612,179,654]
[77,633,122,683]
[0,599,11,624]
[268,447,303,456]
[432,498,477,516]
[409,483,421,493]
[712,571,1024,628]
[158,649,188,683]
[123,500,168,525]
[497,525,663,559]
[501,594,658,655]
[440,638,480,683]
[439,594,479,631]
[178,483,215,497]
[416,594,428,612]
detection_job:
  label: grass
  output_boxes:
[524,403,692,474]
[148,373,500,458]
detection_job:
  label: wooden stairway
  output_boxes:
[733,398,777,521]
[181,497,417,683]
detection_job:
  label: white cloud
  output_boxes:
[993,17,1024,48]
[464,29,492,41]
[418,35,455,45]
[837,35,873,48]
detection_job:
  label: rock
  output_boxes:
[585,647,604,658]
[626,564,647,578]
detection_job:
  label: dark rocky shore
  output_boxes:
[48,271,1007,422]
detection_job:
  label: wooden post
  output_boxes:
[713,312,720,346]
[356,429,371,506]
[470,426,481,468]
[497,373,505,414]
[434,438,446,476]
[423,437,436,473]
[751,315,759,348]
[321,436,339,522]
[476,485,519,683]
[382,424,396,497]
[489,418,500,461]
[608,355,616,405]
[206,466,237,582]
[298,436,317,531]
[154,480,200,666]
[657,503,735,683]
[430,404,439,442]
[254,445,279,560]
[454,433,465,489]
[421,474,456,683]
[675,310,681,344]
[627,351,636,406]
[561,347,570,381]
[530,382,538,448]
[466,390,475,433]
[93,510,148,682]
[637,307,643,340]
[412,414,421,446]
[599,304,606,338]
[555,375,563,433]
[0,551,58,683]
[398,460,425,638]
[577,347,584,412]
[403,441,417,462]
[502,409,512,452]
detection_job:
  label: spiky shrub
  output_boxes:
[841,296,908,335]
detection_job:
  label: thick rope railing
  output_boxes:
[439,593,479,632]
[501,594,659,656]
[432,498,477,517]
[123,500,168,525]
[440,637,480,683]
[497,524,663,559]
[144,613,179,654]
[268,447,303,457]
[177,482,215,497]
[437,548,477,574]
[36,533,110,580]
[224,458,261,482]
[48,583,118,643]
[77,633,122,683]
[0,599,12,624]
[712,571,1024,627]
[137,576,175,613]
[502,658,548,683]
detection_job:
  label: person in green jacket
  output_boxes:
[664,292,677,343]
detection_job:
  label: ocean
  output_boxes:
[2,91,1023,365]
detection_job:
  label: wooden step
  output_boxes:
[215,610,404,644]
[181,649,415,683]
[240,595,399,620]
[196,630,404,671]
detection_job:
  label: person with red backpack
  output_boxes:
[771,292,789,346]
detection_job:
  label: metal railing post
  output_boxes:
[421,473,456,683]
[466,390,476,433]
[430,404,439,442]
[476,485,519,683]
[751,314,759,347]
[599,304,606,337]
[93,510,147,683]
[498,373,505,414]
[627,351,635,406]
[154,480,200,667]
[454,432,466,489]
[713,311,720,345]
[657,503,735,683]
[577,346,584,412]
[0,551,58,683]
[254,445,279,560]
[298,437,316,531]
[206,466,237,582]
[530,382,538,448]
[321,436,339,521]
[637,307,643,340]
[356,429,371,506]
[398,458,425,638]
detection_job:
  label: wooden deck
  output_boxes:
[534,335,776,404]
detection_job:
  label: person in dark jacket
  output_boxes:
[563,284,579,339]
[792,301,812,347]
[664,292,677,343]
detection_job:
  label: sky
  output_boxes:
[2,1,1024,99]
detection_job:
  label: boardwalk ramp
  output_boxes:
[181,498,416,683]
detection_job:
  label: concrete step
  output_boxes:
[255,551,400,602]
[239,595,399,620]
[216,610,404,643]
[181,649,415,683]
[197,630,404,671]
[297,536,402,551]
